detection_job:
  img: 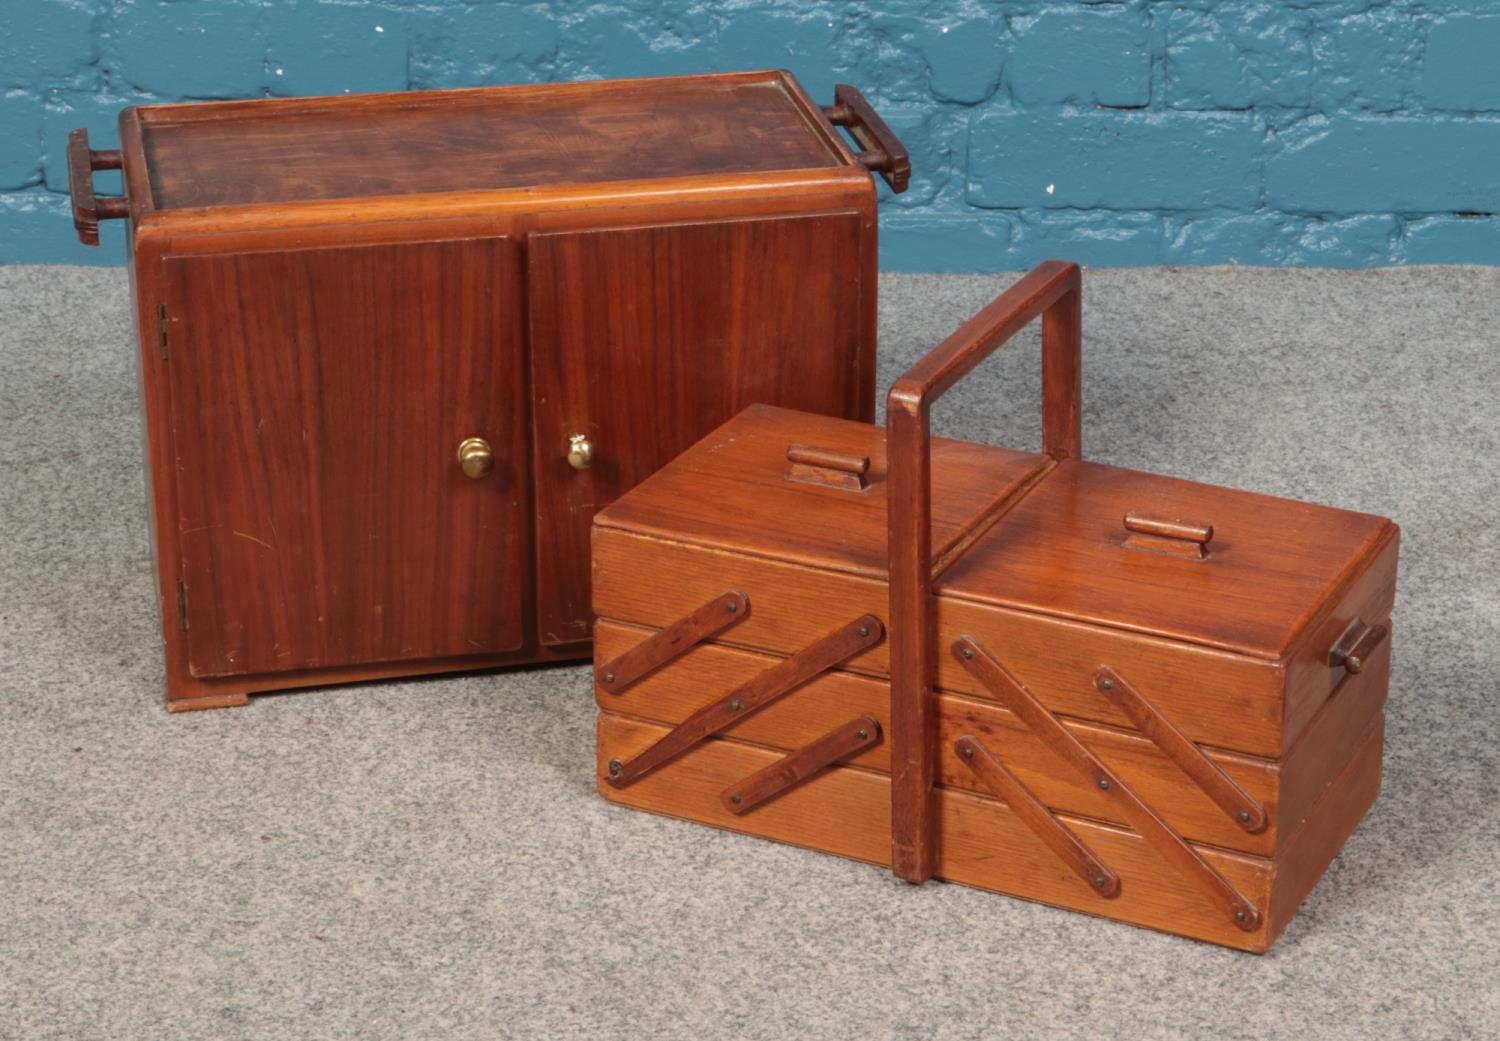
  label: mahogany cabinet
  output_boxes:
[67,71,906,710]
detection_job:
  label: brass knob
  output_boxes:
[457,437,493,479]
[567,434,594,470]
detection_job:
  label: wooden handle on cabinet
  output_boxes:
[821,84,911,193]
[68,129,129,246]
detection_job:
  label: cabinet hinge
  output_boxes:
[176,577,188,632]
[156,303,168,360]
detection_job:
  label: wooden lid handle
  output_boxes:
[1123,512,1214,560]
[786,443,870,491]
[787,443,869,474]
[1123,513,1213,544]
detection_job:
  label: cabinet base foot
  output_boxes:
[166,691,251,713]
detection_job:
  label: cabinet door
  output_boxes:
[528,212,867,646]
[165,237,527,678]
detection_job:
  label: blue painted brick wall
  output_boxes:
[3,0,1497,270]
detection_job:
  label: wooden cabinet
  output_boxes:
[68,72,905,710]
[528,213,868,645]
[163,238,530,678]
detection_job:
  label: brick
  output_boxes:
[557,5,718,81]
[1424,15,1500,111]
[0,92,45,190]
[107,0,266,99]
[1266,117,1500,214]
[1163,214,1302,266]
[409,5,558,91]
[1163,11,1245,110]
[0,0,98,91]
[713,8,847,103]
[1007,7,1150,108]
[4,0,1495,269]
[967,111,1263,211]
[855,13,936,107]
[879,214,1012,273]
[917,17,1006,105]
[1404,216,1500,265]
[1165,6,1313,110]
[1007,211,1164,269]
[1295,215,1400,267]
[1310,10,1421,113]
[876,108,964,209]
[40,92,127,195]
[0,189,120,264]
[267,2,409,98]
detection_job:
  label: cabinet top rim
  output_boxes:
[122,70,867,214]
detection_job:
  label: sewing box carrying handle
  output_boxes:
[884,258,1083,883]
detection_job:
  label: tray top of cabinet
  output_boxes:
[131,71,855,211]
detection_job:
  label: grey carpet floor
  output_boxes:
[2,264,1497,1040]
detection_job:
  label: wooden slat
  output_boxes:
[605,614,883,789]
[722,716,881,815]
[954,637,1262,931]
[1094,665,1267,833]
[597,711,1276,952]
[592,527,1289,755]
[593,619,1285,855]
[597,589,748,693]
[955,735,1120,897]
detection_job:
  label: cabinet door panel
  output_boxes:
[165,237,527,677]
[528,213,866,646]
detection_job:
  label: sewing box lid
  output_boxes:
[597,403,1398,661]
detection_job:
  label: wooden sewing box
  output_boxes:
[65,70,906,711]
[593,262,1399,951]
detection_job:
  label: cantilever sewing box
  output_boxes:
[592,261,1399,952]
[65,70,909,711]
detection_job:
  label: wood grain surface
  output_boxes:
[953,636,1262,931]
[600,712,1289,951]
[941,459,1397,659]
[594,617,1388,856]
[598,710,1384,952]
[137,72,847,210]
[529,213,868,645]
[885,259,1083,882]
[114,70,888,707]
[592,527,1285,753]
[591,261,1398,950]
[593,403,1049,579]
[165,237,528,677]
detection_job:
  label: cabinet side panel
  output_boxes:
[164,237,529,677]
[528,211,867,646]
